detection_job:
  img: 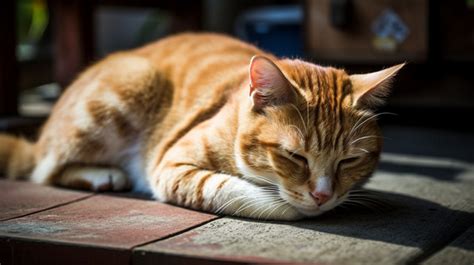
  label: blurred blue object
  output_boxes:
[235,6,304,58]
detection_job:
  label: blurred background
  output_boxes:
[0,0,473,140]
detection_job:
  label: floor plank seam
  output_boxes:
[0,193,96,222]
[130,216,222,251]
[406,223,474,265]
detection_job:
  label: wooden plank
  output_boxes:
[0,194,217,264]
[0,180,91,221]
[0,0,18,116]
[422,225,474,265]
[134,157,474,265]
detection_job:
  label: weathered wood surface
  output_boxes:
[0,180,90,221]
[135,155,474,265]
[422,225,474,265]
[0,181,216,265]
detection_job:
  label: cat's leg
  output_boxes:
[57,166,130,191]
[151,163,302,220]
[148,136,304,221]
[30,54,159,190]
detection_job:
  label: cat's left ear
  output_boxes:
[350,63,405,108]
[249,55,295,111]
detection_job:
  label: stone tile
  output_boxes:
[0,195,217,249]
[422,225,474,265]
[0,180,91,221]
[135,161,474,265]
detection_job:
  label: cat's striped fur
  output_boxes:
[0,33,403,220]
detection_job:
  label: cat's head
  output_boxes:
[236,55,404,217]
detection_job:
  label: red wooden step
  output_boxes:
[0,179,91,221]
[0,181,217,265]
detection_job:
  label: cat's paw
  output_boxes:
[93,168,129,191]
[59,167,130,192]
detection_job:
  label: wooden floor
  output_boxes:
[1,126,473,265]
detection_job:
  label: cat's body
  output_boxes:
[0,33,403,220]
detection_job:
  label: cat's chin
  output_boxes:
[295,208,326,217]
[294,204,337,217]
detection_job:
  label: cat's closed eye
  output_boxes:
[284,150,308,164]
[338,156,361,168]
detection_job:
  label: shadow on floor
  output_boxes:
[254,189,474,251]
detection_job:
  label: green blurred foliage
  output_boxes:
[17,0,48,44]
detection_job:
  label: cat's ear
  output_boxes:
[350,63,405,108]
[249,55,294,111]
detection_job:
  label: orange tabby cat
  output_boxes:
[0,33,403,220]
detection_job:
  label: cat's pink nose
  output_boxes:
[310,190,331,206]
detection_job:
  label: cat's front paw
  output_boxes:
[59,167,130,192]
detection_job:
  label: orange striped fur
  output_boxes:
[0,33,403,220]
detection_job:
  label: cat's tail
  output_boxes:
[0,134,35,180]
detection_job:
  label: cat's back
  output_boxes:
[131,33,268,160]
[134,32,263,78]
[133,33,265,108]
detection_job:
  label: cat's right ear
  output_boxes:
[249,55,294,111]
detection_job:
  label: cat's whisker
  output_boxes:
[215,195,247,214]
[290,104,308,134]
[349,112,371,137]
[341,192,394,212]
[288,147,304,160]
[289,125,305,142]
[215,198,241,214]
[254,200,285,219]
[357,148,370,154]
[250,178,299,203]
[348,189,370,193]
[247,175,279,187]
[350,135,384,145]
[240,190,285,215]
[249,203,268,218]
[342,200,374,209]
[233,197,271,216]
[263,201,288,219]
[234,200,258,215]
[261,185,295,198]
[260,187,280,194]
[348,196,393,208]
[348,189,385,196]
[264,201,286,219]
[305,100,310,133]
[333,193,349,208]
[280,204,293,217]
[235,195,283,216]
[347,192,383,198]
[346,197,387,206]
[349,112,397,138]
